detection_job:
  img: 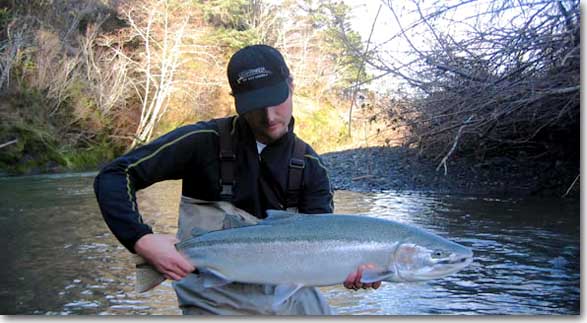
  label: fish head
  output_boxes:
[386,230,473,282]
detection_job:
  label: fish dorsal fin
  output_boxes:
[262,209,303,224]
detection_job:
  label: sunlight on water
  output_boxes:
[0,175,579,315]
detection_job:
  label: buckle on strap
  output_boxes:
[220,184,233,195]
[289,158,305,169]
[219,180,235,199]
[219,151,236,161]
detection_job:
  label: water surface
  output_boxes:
[0,173,579,315]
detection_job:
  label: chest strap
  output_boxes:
[286,135,306,208]
[216,117,236,201]
[215,117,307,208]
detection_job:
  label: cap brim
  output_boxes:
[234,80,289,114]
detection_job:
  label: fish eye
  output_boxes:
[431,250,447,258]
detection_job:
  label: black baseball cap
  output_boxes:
[227,44,291,114]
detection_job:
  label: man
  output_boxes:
[94,44,379,315]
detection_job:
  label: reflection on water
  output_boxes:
[0,174,580,315]
[330,191,580,315]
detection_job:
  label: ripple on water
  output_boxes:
[63,300,101,309]
[109,305,151,311]
[1,177,579,315]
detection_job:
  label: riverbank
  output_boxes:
[1,145,579,199]
[322,146,579,199]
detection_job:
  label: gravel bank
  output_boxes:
[321,146,579,198]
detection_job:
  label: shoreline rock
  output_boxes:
[321,146,579,199]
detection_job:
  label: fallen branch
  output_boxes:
[436,115,474,175]
[561,173,579,198]
[0,139,18,149]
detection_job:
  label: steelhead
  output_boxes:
[136,210,473,307]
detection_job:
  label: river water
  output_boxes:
[0,172,580,315]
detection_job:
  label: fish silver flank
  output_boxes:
[136,210,473,308]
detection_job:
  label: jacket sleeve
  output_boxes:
[93,124,217,253]
[298,149,334,214]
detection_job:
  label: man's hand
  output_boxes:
[134,233,195,281]
[344,264,382,291]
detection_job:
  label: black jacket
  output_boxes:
[94,116,333,252]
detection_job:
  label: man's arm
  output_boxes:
[94,124,211,278]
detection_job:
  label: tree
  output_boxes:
[359,0,579,171]
[109,0,197,148]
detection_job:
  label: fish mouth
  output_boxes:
[434,249,473,266]
[417,254,473,280]
[439,254,472,269]
[397,252,473,281]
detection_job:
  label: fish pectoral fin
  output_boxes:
[272,283,303,310]
[199,268,232,289]
[360,268,395,284]
[262,210,303,224]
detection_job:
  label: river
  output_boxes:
[0,172,579,315]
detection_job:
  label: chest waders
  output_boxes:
[172,118,331,315]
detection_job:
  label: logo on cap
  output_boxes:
[236,67,273,84]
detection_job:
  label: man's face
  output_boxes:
[242,85,293,144]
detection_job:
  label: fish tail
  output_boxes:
[134,255,166,293]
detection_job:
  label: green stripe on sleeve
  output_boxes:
[125,129,219,213]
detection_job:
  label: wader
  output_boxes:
[172,197,332,315]
[173,118,331,315]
